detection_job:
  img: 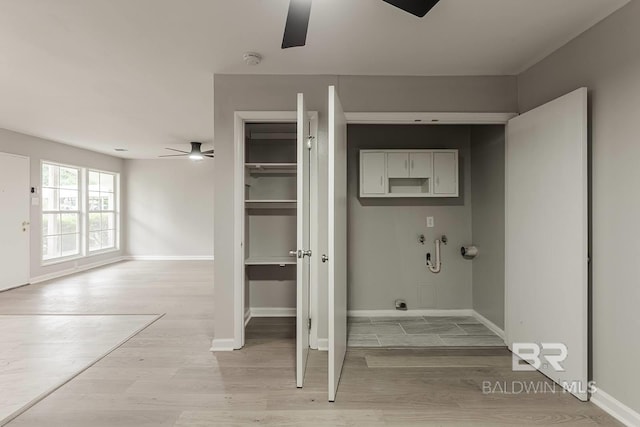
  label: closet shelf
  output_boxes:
[245,199,296,209]
[245,256,296,266]
[245,163,297,174]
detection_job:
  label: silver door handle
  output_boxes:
[289,250,300,258]
[321,254,329,263]
[302,250,312,258]
[22,221,30,226]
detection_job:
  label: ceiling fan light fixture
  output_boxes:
[189,153,204,161]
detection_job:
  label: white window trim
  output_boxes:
[40,160,83,265]
[86,169,120,254]
[39,160,121,266]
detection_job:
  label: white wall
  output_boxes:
[347,125,473,311]
[213,74,518,344]
[125,159,214,258]
[517,0,640,415]
[0,128,125,280]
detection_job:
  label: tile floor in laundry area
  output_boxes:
[347,316,505,348]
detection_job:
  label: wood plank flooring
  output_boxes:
[0,261,621,426]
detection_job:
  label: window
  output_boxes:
[88,170,118,252]
[41,163,120,263]
[41,163,81,261]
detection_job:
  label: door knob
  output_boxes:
[289,250,301,258]
[302,250,312,258]
[22,221,30,226]
[321,254,329,263]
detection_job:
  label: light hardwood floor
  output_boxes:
[0,261,621,426]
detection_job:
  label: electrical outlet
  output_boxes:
[426,216,435,228]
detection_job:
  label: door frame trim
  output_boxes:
[233,111,319,350]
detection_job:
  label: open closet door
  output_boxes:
[327,85,347,402]
[296,93,311,388]
[506,87,589,401]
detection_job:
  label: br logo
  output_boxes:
[512,343,568,372]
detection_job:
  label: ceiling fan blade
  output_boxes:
[282,0,312,49]
[204,154,215,158]
[381,0,440,17]
[159,154,188,157]
[165,148,190,154]
[202,149,215,154]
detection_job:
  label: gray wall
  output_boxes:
[347,125,473,311]
[470,125,505,328]
[0,128,125,279]
[517,0,640,414]
[124,159,214,258]
[213,74,518,343]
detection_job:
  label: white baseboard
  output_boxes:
[30,256,126,284]
[210,338,235,352]
[125,255,214,261]
[472,310,506,341]
[592,388,640,427]
[347,309,475,318]
[250,307,296,317]
[317,338,328,351]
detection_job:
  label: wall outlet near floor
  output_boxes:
[426,216,435,228]
[395,299,408,311]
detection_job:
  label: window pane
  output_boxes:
[100,173,114,193]
[43,235,61,260]
[89,232,101,251]
[88,171,100,192]
[89,213,101,231]
[60,213,79,234]
[42,164,58,188]
[59,167,78,189]
[42,188,58,211]
[42,213,60,236]
[101,193,114,211]
[101,213,115,230]
[89,191,101,211]
[61,233,79,257]
[101,230,115,249]
[59,189,78,211]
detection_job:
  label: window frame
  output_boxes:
[40,160,84,265]
[40,161,121,266]
[86,168,120,255]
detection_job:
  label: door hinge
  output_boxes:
[308,318,312,331]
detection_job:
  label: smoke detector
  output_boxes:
[243,52,262,66]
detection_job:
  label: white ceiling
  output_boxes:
[0,0,629,158]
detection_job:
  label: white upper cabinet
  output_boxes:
[387,152,409,178]
[360,151,386,195]
[433,151,458,196]
[409,152,432,178]
[359,149,458,198]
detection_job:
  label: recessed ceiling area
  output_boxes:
[0,0,629,158]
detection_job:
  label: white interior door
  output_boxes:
[0,153,30,291]
[327,85,348,402]
[296,93,311,388]
[506,87,589,401]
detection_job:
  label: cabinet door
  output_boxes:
[360,152,385,195]
[433,152,458,196]
[386,152,409,178]
[409,152,432,178]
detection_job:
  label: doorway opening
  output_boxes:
[345,124,507,348]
